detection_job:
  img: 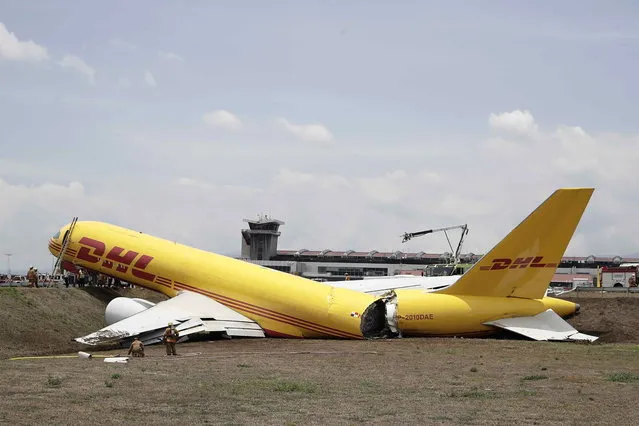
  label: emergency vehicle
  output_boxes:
[597,264,638,288]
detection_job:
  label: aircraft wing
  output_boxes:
[331,275,459,296]
[75,290,265,346]
[484,309,598,342]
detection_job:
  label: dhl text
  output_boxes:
[479,256,557,271]
[75,237,157,282]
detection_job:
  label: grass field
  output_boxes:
[3,338,639,425]
[2,288,639,425]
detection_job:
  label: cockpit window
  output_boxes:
[52,231,61,240]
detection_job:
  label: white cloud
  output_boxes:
[552,125,600,174]
[2,110,639,273]
[175,177,215,191]
[0,178,89,271]
[355,170,443,205]
[357,170,411,204]
[0,22,49,62]
[265,168,474,253]
[274,168,350,190]
[144,70,156,87]
[273,169,314,185]
[483,136,526,156]
[0,179,85,225]
[58,54,96,84]
[488,109,538,136]
[431,194,495,218]
[158,51,184,62]
[485,111,639,185]
[275,118,334,144]
[481,109,639,256]
[202,110,243,130]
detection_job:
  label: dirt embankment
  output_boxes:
[0,287,167,359]
[1,288,638,359]
[563,294,639,344]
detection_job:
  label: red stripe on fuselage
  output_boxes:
[172,281,360,339]
[263,329,301,338]
[173,280,361,338]
[172,282,343,338]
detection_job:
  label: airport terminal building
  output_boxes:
[237,215,639,286]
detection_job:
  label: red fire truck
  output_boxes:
[597,265,638,288]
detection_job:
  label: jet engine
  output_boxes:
[105,297,156,325]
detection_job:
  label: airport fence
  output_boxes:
[563,286,639,298]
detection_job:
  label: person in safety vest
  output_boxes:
[162,322,179,356]
[26,267,36,287]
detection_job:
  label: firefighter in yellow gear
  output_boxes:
[163,322,179,356]
[27,267,36,287]
[127,337,145,357]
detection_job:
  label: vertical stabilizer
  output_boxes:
[438,188,594,299]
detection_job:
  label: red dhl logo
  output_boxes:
[76,237,156,282]
[479,256,558,271]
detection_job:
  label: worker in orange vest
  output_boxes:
[26,267,36,287]
[162,322,179,356]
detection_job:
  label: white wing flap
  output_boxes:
[75,290,265,345]
[484,309,598,342]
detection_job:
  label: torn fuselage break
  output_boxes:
[360,290,400,339]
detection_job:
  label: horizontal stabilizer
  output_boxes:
[484,309,598,342]
[75,290,265,346]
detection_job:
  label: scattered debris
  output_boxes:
[104,357,129,363]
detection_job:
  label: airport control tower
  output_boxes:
[241,215,285,260]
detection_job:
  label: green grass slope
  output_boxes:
[0,287,167,359]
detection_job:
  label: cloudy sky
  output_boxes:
[1,1,638,273]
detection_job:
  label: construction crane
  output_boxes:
[400,224,469,269]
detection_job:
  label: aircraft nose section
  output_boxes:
[575,303,580,313]
[48,226,66,256]
[48,237,62,256]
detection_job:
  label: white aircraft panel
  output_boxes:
[484,309,598,342]
[75,290,265,345]
[331,275,459,295]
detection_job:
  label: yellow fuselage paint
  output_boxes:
[48,220,580,340]
[49,221,377,339]
[394,289,578,337]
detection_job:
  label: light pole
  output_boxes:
[4,253,12,279]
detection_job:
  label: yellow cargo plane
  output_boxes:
[48,188,598,346]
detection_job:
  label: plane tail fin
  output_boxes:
[438,188,594,299]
